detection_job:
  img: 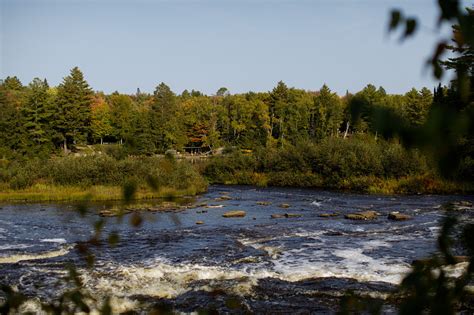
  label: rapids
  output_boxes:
[0,185,473,313]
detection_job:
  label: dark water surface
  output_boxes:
[1,185,473,313]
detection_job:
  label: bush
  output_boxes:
[204,136,432,192]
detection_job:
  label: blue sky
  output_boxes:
[0,0,460,95]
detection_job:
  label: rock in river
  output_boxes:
[388,212,412,221]
[196,221,204,225]
[222,210,246,218]
[271,213,302,219]
[344,210,378,220]
[318,213,340,218]
[279,203,290,208]
[215,195,232,201]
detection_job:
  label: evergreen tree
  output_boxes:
[0,85,23,157]
[269,81,290,141]
[2,76,24,91]
[311,85,344,139]
[53,67,93,153]
[22,78,55,155]
[404,87,432,126]
[150,83,186,151]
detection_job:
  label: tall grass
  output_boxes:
[0,155,207,201]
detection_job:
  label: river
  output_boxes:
[1,185,473,313]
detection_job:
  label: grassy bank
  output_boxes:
[203,137,473,195]
[0,155,208,202]
[0,184,205,202]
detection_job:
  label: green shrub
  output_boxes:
[204,136,432,192]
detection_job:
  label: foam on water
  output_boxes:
[272,247,410,285]
[81,259,272,299]
[79,240,411,303]
[0,246,72,264]
[40,238,67,244]
[0,244,33,250]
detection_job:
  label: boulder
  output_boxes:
[271,214,285,219]
[195,221,204,225]
[222,210,246,218]
[388,212,412,221]
[344,210,378,220]
[412,256,469,266]
[279,203,290,209]
[256,201,272,206]
[453,255,469,263]
[99,210,116,217]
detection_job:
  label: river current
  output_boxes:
[1,185,473,313]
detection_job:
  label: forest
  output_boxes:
[0,69,439,157]
[0,58,473,196]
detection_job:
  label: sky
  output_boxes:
[0,0,464,95]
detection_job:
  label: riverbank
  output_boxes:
[0,184,206,202]
[204,171,473,195]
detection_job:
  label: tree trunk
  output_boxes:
[343,121,350,139]
[63,139,68,154]
[100,137,103,145]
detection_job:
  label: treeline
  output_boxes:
[1,67,436,157]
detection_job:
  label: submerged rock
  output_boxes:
[222,210,246,218]
[215,195,232,201]
[232,256,261,264]
[279,203,290,209]
[344,210,378,220]
[195,221,204,225]
[99,207,130,217]
[271,213,302,219]
[99,210,117,217]
[256,201,272,206]
[318,213,340,218]
[388,212,412,221]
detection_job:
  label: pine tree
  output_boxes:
[53,67,93,153]
[311,85,344,139]
[0,85,21,157]
[150,83,186,151]
[22,78,55,155]
[2,76,24,91]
